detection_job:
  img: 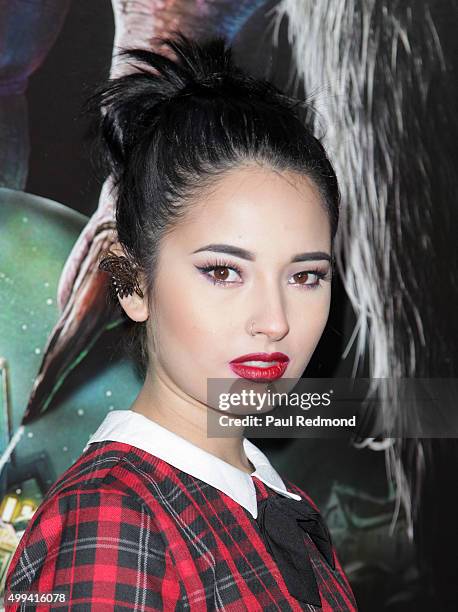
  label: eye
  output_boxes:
[288,269,328,289]
[195,261,243,286]
[195,261,330,289]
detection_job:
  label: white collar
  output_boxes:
[85,410,301,519]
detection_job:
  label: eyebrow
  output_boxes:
[191,244,331,263]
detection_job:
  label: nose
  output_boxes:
[248,283,290,341]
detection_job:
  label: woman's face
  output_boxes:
[147,164,332,405]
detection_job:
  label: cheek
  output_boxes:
[151,272,225,365]
[149,273,233,402]
[290,290,331,354]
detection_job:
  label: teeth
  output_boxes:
[241,361,280,367]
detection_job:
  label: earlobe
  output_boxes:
[117,268,149,322]
[118,290,149,322]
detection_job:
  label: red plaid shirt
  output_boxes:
[5,412,357,611]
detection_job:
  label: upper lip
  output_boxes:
[229,352,289,364]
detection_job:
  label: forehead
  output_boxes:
[168,164,331,253]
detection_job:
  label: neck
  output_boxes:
[130,367,254,474]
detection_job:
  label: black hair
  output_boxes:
[86,31,340,372]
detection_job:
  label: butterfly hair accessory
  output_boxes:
[99,249,144,299]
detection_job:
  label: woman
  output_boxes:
[5,33,357,611]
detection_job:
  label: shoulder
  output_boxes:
[43,440,158,498]
[9,440,167,544]
[5,441,173,599]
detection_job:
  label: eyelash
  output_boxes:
[195,258,330,290]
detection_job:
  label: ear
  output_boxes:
[110,242,149,323]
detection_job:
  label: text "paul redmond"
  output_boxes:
[218,415,357,427]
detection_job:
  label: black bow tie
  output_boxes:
[256,495,335,607]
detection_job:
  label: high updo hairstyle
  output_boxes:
[88,31,340,374]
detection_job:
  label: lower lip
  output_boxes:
[229,361,289,381]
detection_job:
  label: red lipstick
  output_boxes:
[229,352,290,381]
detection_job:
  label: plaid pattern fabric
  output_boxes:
[5,441,357,611]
